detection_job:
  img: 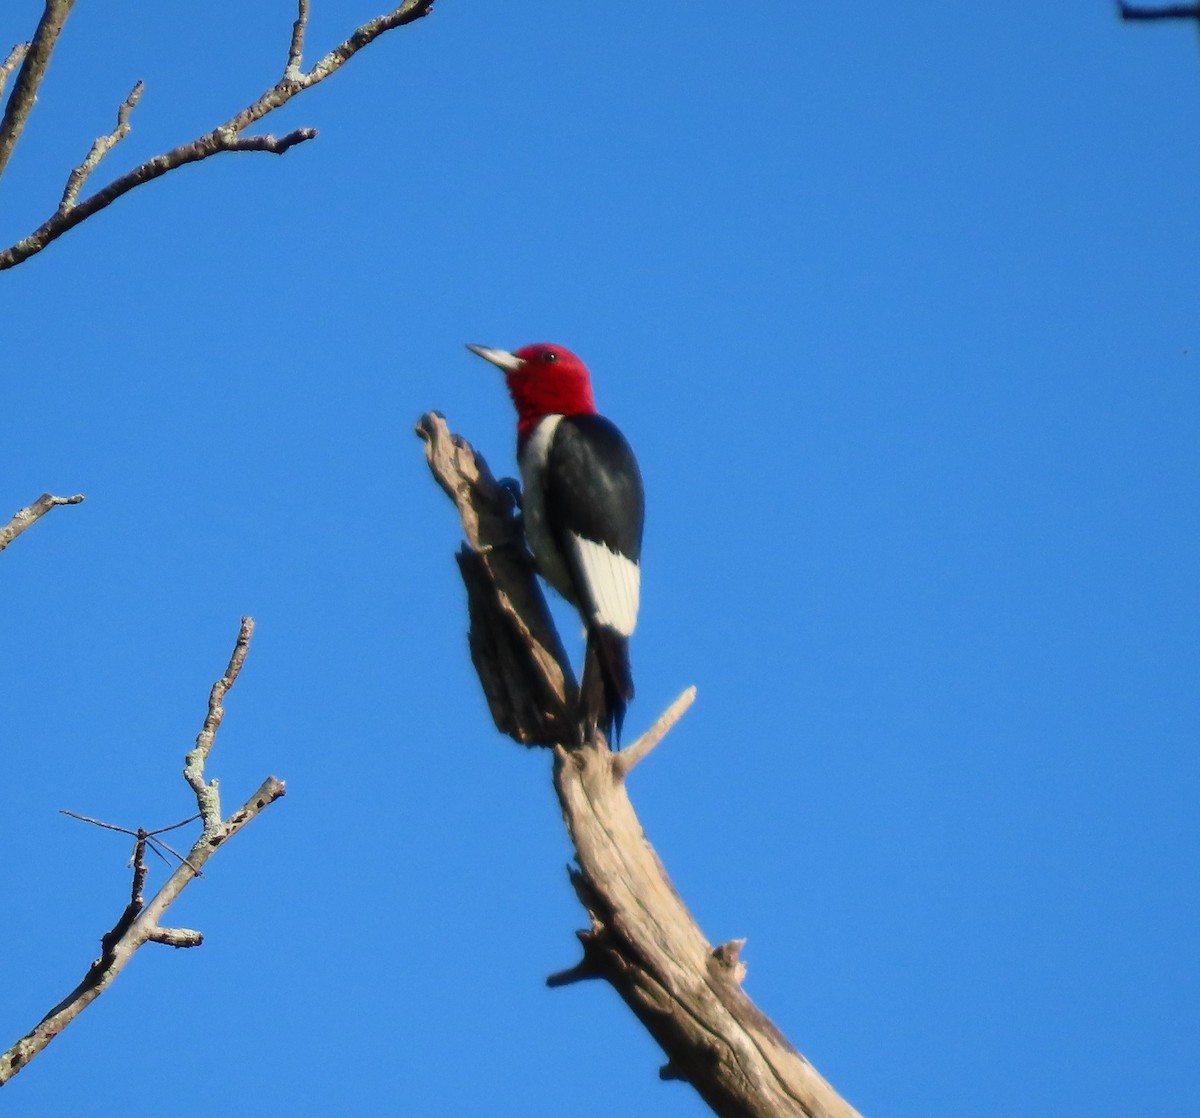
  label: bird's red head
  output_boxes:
[467,342,597,446]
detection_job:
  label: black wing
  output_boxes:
[544,414,644,566]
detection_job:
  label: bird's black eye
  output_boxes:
[542,350,558,364]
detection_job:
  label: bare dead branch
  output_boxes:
[1118,2,1200,18]
[0,0,437,270]
[0,0,78,183]
[185,615,254,833]
[129,832,149,904]
[226,127,317,154]
[286,0,311,80]
[0,492,83,554]
[422,413,862,1118]
[417,412,579,745]
[149,927,203,948]
[59,810,199,837]
[553,742,859,1118]
[0,619,286,1087]
[59,809,133,834]
[303,2,434,83]
[546,924,607,987]
[0,43,29,104]
[613,686,697,779]
[712,938,749,985]
[545,958,604,987]
[60,810,205,876]
[59,81,142,211]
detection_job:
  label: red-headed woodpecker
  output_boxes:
[467,342,644,743]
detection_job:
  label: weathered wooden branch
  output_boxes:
[418,411,863,1118]
[615,684,697,778]
[417,412,578,746]
[0,0,437,269]
[0,491,83,554]
[0,617,286,1087]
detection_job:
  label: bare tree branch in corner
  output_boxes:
[0,617,285,1087]
[0,0,437,270]
[0,0,75,182]
[0,492,83,553]
[418,412,863,1118]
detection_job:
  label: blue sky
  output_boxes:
[2,2,1197,1115]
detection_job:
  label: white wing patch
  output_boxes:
[569,533,640,636]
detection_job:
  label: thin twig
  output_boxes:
[613,686,697,779]
[286,0,311,80]
[60,81,143,211]
[0,620,286,1087]
[149,927,203,948]
[0,0,79,183]
[0,0,437,270]
[129,832,149,907]
[60,810,205,875]
[0,43,29,104]
[546,927,606,987]
[185,616,254,833]
[0,492,84,554]
[59,809,134,834]
[546,958,604,987]
[59,809,199,840]
[302,0,435,83]
[222,127,316,154]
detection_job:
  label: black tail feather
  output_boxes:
[580,627,634,744]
